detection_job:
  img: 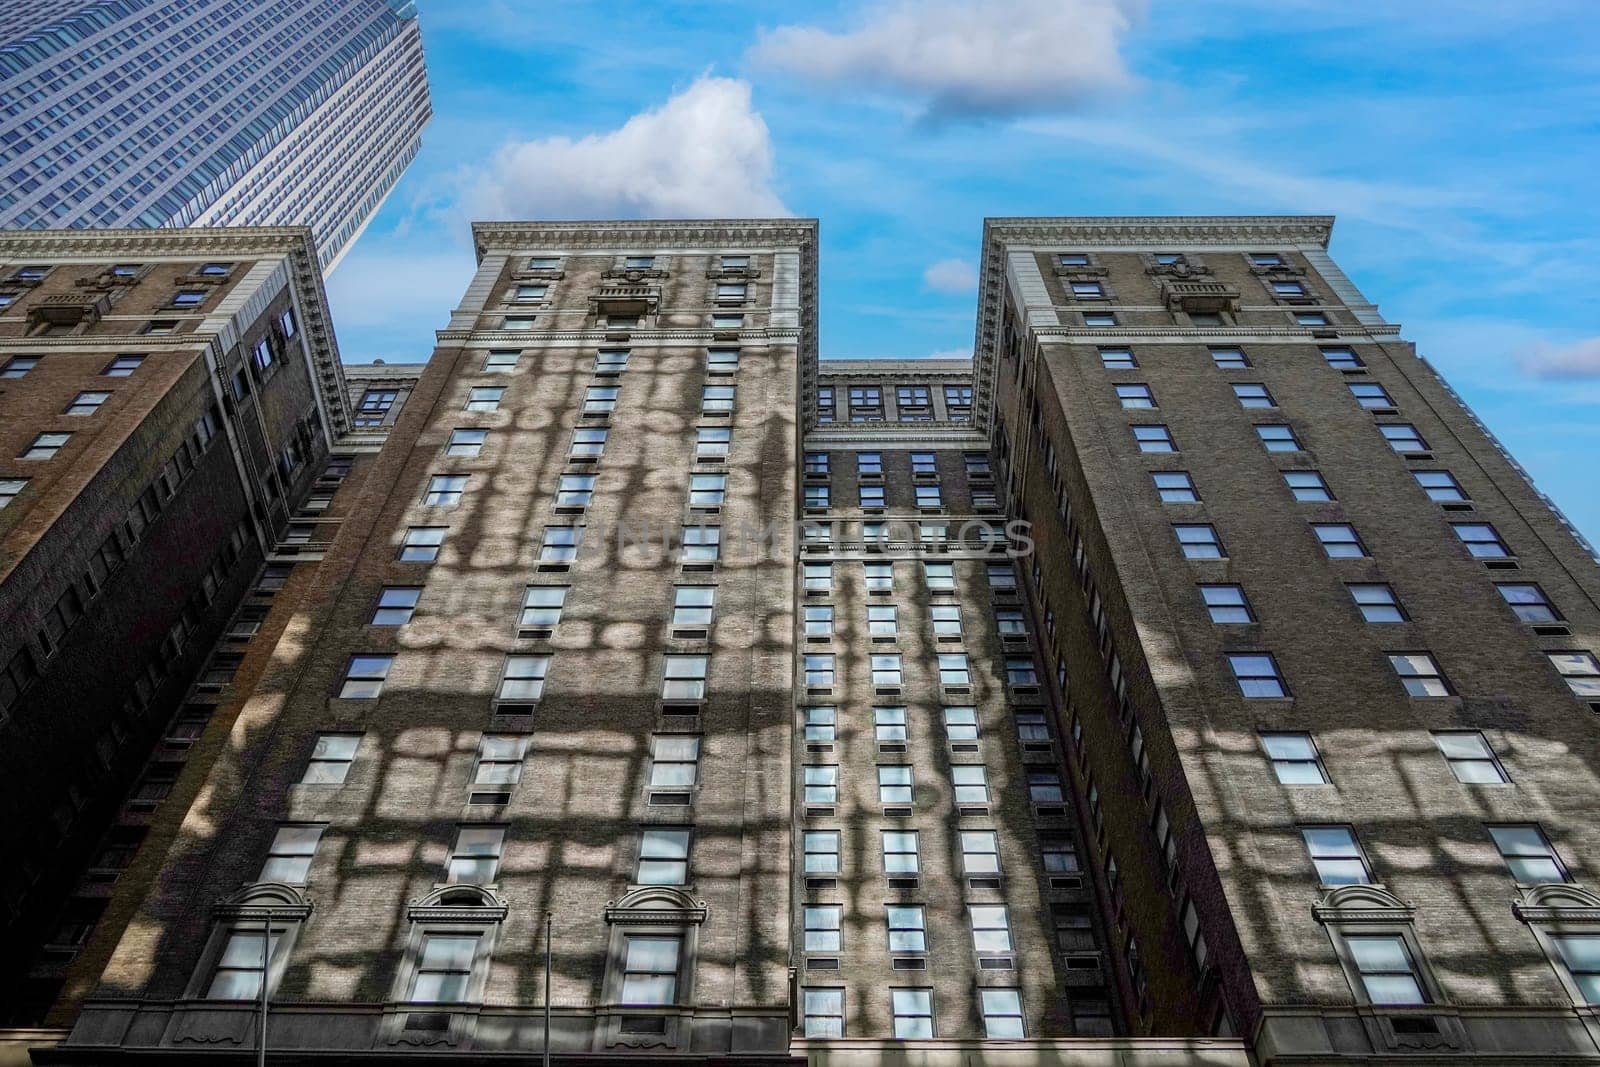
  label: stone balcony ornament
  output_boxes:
[28,291,110,328]
[591,284,660,316]
[1162,279,1240,314]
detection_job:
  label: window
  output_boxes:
[921,561,956,592]
[1133,425,1175,452]
[473,736,526,788]
[1345,583,1404,622]
[1380,423,1428,453]
[425,475,468,506]
[995,608,1026,636]
[637,828,690,885]
[1349,382,1395,409]
[980,989,1024,1040]
[969,904,1012,954]
[689,473,725,507]
[143,320,178,335]
[803,988,844,1037]
[515,284,546,302]
[447,826,505,883]
[953,766,990,806]
[1256,424,1302,453]
[1453,522,1510,559]
[716,282,747,301]
[539,525,579,563]
[1321,346,1364,370]
[465,387,504,412]
[1496,583,1558,623]
[1099,348,1135,369]
[0,479,26,509]
[65,391,110,416]
[805,452,829,475]
[1488,824,1568,883]
[173,290,206,308]
[1029,772,1065,804]
[595,349,630,373]
[661,655,708,700]
[804,905,842,953]
[1284,470,1333,502]
[987,564,1016,591]
[1229,653,1288,698]
[1434,732,1508,784]
[937,654,970,687]
[804,605,833,638]
[1060,253,1091,266]
[1387,652,1449,697]
[1313,523,1368,558]
[483,351,519,373]
[888,905,927,952]
[1302,826,1370,885]
[447,429,487,457]
[498,655,550,701]
[1250,252,1284,266]
[1271,280,1306,297]
[1153,471,1198,503]
[680,525,720,563]
[857,484,885,508]
[1347,936,1426,1005]
[649,735,700,791]
[1262,733,1327,784]
[868,605,898,637]
[944,706,979,742]
[914,484,942,508]
[1296,311,1330,326]
[260,825,322,883]
[1548,652,1600,697]
[878,765,913,805]
[1174,524,1224,560]
[803,563,832,593]
[401,526,446,562]
[804,765,838,804]
[672,586,715,627]
[1,357,38,378]
[584,386,618,414]
[891,989,934,1039]
[207,930,281,1000]
[302,734,360,784]
[864,562,894,592]
[804,484,830,508]
[408,935,479,1004]
[803,707,836,742]
[556,474,595,508]
[944,385,974,416]
[1016,712,1049,743]
[702,385,736,414]
[564,427,608,459]
[520,586,567,628]
[872,654,903,686]
[372,586,421,625]
[805,831,840,874]
[1201,584,1254,623]
[1233,383,1275,409]
[1071,281,1104,298]
[502,315,536,331]
[964,452,991,476]
[1206,346,1249,369]
[340,655,393,698]
[1116,384,1156,409]
[707,348,740,373]
[1006,657,1038,685]
[696,427,730,459]
[21,432,70,460]
[883,831,919,875]
[1413,470,1466,502]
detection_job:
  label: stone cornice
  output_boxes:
[982,215,1335,250]
[818,362,974,380]
[472,218,819,259]
[434,328,803,346]
[804,427,988,448]
[1033,325,1404,340]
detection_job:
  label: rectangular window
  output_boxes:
[953,766,990,806]
[872,654,903,686]
[1548,652,1600,697]
[864,562,894,592]
[1453,522,1510,559]
[803,707,836,742]
[1029,772,1065,804]
[716,282,747,301]
[425,474,468,507]
[173,290,206,308]
[1272,280,1306,297]
[1380,423,1428,453]
[1153,471,1198,502]
[995,609,1026,636]
[1099,347,1135,369]
[1133,425,1175,452]
[804,654,835,689]
[1413,470,1466,502]
[689,473,726,506]
[1201,584,1254,623]
[1006,657,1038,685]
[680,525,720,563]
[1116,383,1155,409]
[1321,346,1364,370]
[944,706,979,742]
[466,387,505,411]
[21,432,71,460]
[804,484,830,508]
[969,904,1012,953]
[207,930,282,1000]
[1250,252,1284,266]
[498,655,550,701]
[539,525,580,563]
[1256,424,1302,452]
[937,654,970,687]
[867,605,898,637]
[1296,311,1329,326]
[0,478,27,509]
[805,904,842,953]
[1284,470,1333,502]
[887,905,927,952]
[2,357,39,378]
[1347,936,1426,1005]
[920,604,958,637]
[637,828,691,885]
[1489,824,1568,883]
[1434,732,1508,784]
[805,452,829,475]
[1349,382,1395,408]
[1071,281,1104,298]
[956,830,999,878]
[1313,523,1368,558]
[803,563,832,593]
[981,989,1025,1040]
[484,351,519,373]
[855,483,885,508]
[649,735,700,790]
[882,831,919,875]
[1043,836,1080,875]
[914,484,942,508]
[1302,826,1370,885]
[696,427,730,459]
[1229,653,1288,698]
[661,655,708,700]
[1210,347,1249,368]
[1555,937,1600,1005]
[447,826,505,883]
[596,349,630,373]
[372,586,421,625]
[447,429,487,457]
[520,585,568,628]
[65,391,110,416]
[567,427,608,459]
[620,935,681,1005]
[1233,383,1275,408]
[410,935,479,1003]
[1388,652,1450,696]
[805,830,840,874]
[260,824,322,883]
[502,316,535,331]
[301,734,360,784]
[515,284,547,301]
[672,586,715,627]
[803,765,837,804]
[556,474,596,508]
[474,735,527,788]
[705,347,741,373]
[1175,524,1224,560]
[1349,584,1405,622]
[878,765,913,805]
[401,526,446,562]
[1016,711,1049,743]
[1496,583,1559,623]
[891,989,934,1039]
[1060,253,1091,266]
[339,655,393,699]
[1262,732,1327,784]
[702,385,735,413]
[583,386,618,413]
[803,988,844,1037]
[804,605,833,637]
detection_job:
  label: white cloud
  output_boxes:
[454,76,788,221]
[1520,338,1600,380]
[749,0,1142,118]
[922,258,978,294]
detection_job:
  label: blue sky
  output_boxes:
[325,0,1600,542]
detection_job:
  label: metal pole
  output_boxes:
[258,914,270,1067]
[542,913,552,1067]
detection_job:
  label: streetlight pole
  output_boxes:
[543,912,553,1067]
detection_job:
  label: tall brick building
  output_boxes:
[18,216,1600,1067]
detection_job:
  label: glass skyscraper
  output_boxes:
[0,0,431,270]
